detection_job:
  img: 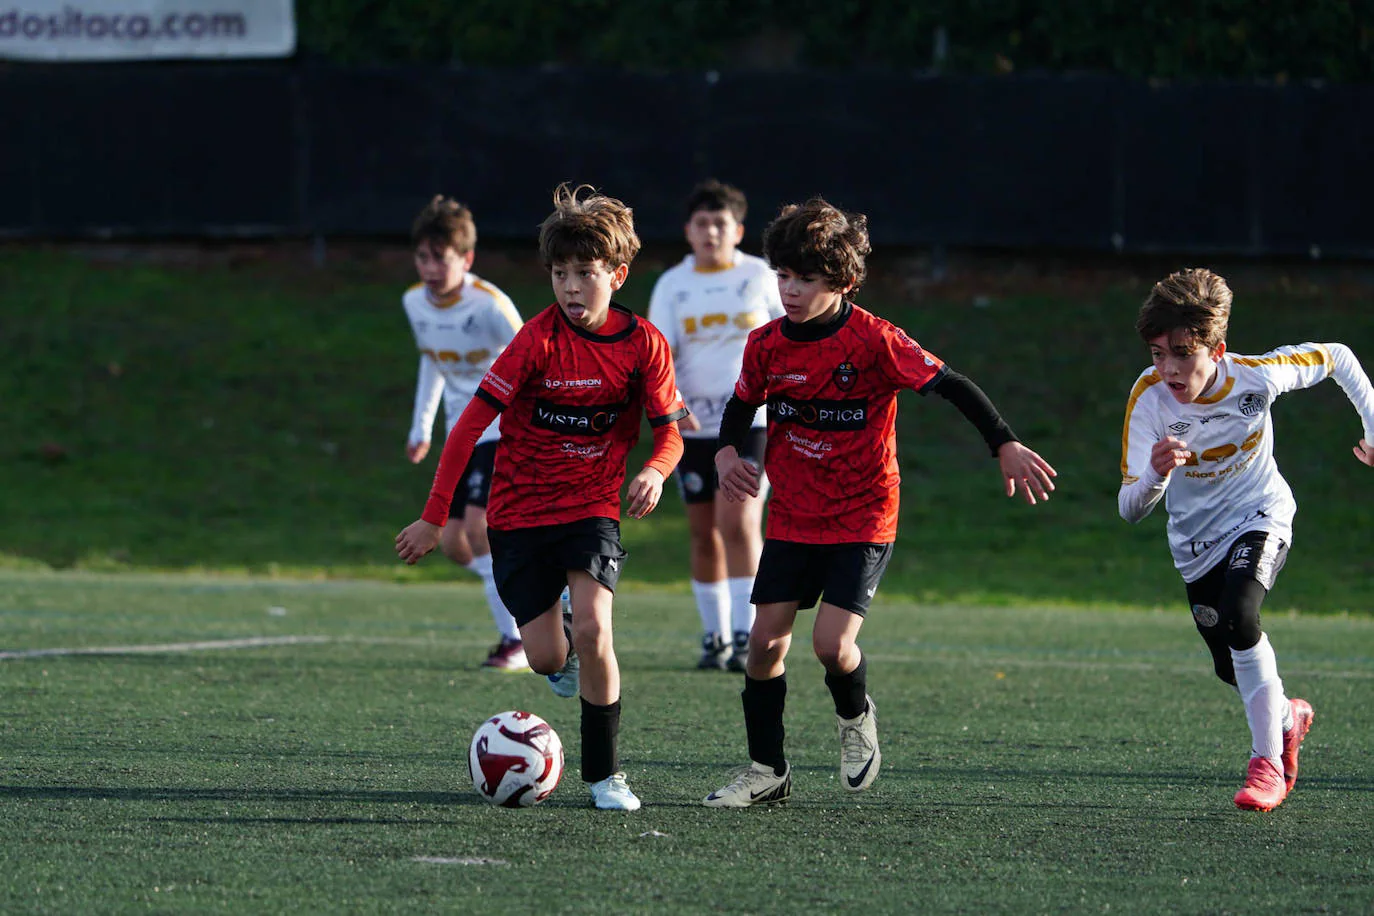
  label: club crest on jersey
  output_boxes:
[1239,392,1267,417]
[832,362,858,391]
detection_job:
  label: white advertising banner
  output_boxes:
[0,0,294,60]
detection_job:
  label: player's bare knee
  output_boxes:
[524,645,564,675]
[570,615,610,657]
[812,641,851,672]
[440,530,473,566]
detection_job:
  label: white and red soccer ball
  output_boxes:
[468,710,564,807]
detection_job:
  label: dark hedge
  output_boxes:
[296,0,1372,82]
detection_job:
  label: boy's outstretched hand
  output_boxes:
[626,467,665,519]
[998,441,1057,505]
[395,519,442,564]
[1355,438,1374,466]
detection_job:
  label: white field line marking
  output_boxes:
[0,635,332,660]
[866,652,1374,680]
[412,856,509,866]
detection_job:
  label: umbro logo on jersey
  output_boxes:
[1168,421,1191,433]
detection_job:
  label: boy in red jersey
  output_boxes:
[396,184,688,811]
[702,198,1057,807]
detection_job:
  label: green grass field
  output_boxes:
[3,571,1373,914]
[1,244,1372,611]
[2,245,1373,912]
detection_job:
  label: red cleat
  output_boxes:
[480,637,530,672]
[1281,698,1314,792]
[1234,756,1288,812]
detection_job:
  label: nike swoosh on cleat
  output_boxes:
[846,756,876,788]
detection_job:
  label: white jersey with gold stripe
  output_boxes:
[1119,342,1374,582]
[402,274,523,446]
[647,251,783,438]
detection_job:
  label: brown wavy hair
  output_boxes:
[1137,268,1233,349]
[538,183,641,270]
[411,195,476,254]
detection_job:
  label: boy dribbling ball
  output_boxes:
[396,184,688,811]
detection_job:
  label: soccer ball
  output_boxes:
[467,710,564,807]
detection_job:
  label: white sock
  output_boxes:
[1231,633,1287,762]
[691,579,730,639]
[727,576,755,638]
[468,554,520,641]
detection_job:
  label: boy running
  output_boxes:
[396,184,688,812]
[647,179,783,672]
[703,198,1056,807]
[1119,267,1374,811]
[403,196,527,671]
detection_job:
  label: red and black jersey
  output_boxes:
[475,303,687,530]
[735,302,946,544]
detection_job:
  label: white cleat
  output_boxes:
[703,761,792,808]
[838,696,881,792]
[589,772,641,811]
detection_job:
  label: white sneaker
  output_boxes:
[589,772,641,811]
[703,761,791,808]
[838,696,880,792]
[546,598,579,698]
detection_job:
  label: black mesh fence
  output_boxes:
[2,62,1370,257]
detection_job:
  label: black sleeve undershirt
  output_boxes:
[717,371,1016,458]
[716,395,761,453]
[926,368,1019,457]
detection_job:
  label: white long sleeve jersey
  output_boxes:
[1119,342,1374,582]
[401,275,523,446]
[646,251,784,439]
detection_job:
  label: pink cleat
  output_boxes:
[1281,698,1314,792]
[1234,757,1287,812]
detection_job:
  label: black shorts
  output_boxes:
[1185,530,1289,628]
[487,517,627,627]
[750,539,894,616]
[674,429,766,505]
[450,441,497,510]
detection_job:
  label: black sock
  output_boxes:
[825,654,868,720]
[742,674,787,776]
[580,697,620,783]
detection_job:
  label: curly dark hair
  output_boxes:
[761,197,871,294]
